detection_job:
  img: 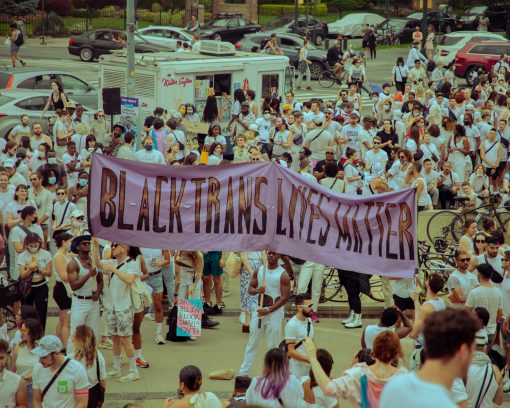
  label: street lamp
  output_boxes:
[41,0,46,45]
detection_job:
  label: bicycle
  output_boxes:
[0,280,19,331]
[318,69,345,88]
[426,194,510,243]
[376,26,401,46]
[320,268,384,303]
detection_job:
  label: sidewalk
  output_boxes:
[24,36,70,48]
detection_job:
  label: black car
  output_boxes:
[406,10,457,34]
[198,13,261,43]
[235,32,329,79]
[263,15,328,46]
[376,19,414,44]
[68,29,172,62]
[457,5,509,31]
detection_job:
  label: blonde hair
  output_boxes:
[73,325,97,368]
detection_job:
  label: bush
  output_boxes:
[71,8,100,18]
[326,0,362,9]
[69,22,89,34]
[151,2,162,12]
[259,3,328,16]
[100,5,117,17]
[32,12,66,35]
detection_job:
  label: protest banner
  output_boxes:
[89,155,417,278]
[176,298,202,337]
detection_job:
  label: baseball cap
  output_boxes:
[32,335,62,357]
[282,103,292,111]
[465,104,475,110]
[324,108,334,114]
[3,158,15,168]
[475,328,488,346]
[71,209,84,218]
[65,101,77,110]
[312,116,323,125]
[275,117,285,125]
[241,101,250,107]
[350,111,360,119]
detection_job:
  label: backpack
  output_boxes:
[14,31,24,47]
[165,305,190,342]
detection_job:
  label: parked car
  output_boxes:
[235,32,328,79]
[455,41,510,85]
[328,13,385,38]
[0,90,93,138]
[263,15,328,46]
[406,9,457,33]
[68,29,172,62]
[435,31,508,65]
[457,5,509,31]
[136,26,194,48]
[198,13,261,43]
[0,69,98,109]
[375,19,414,44]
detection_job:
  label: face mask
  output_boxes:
[263,113,270,120]
[384,105,390,111]
[179,108,186,115]
[413,111,419,117]
[48,158,57,165]
[72,220,82,228]
[48,177,57,185]
[38,152,45,160]
[186,110,193,115]
[144,144,153,151]
[78,179,88,187]
[28,246,38,254]
[97,118,105,123]
[372,97,378,102]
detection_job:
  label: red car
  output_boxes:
[454,41,510,85]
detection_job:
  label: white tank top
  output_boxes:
[416,298,446,345]
[73,257,94,297]
[364,325,394,350]
[411,177,428,206]
[15,345,39,385]
[257,265,284,301]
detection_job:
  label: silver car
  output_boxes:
[136,26,194,49]
[0,69,98,109]
[0,90,93,138]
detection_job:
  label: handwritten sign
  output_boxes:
[182,120,211,134]
[177,298,202,337]
[162,77,193,88]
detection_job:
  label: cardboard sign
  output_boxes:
[176,298,202,337]
[182,120,210,134]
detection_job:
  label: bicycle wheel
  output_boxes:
[318,71,335,88]
[320,268,348,303]
[495,209,510,237]
[426,210,460,243]
[1,306,16,331]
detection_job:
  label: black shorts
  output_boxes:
[53,281,72,310]
[362,40,368,48]
[485,166,503,180]
[393,294,415,311]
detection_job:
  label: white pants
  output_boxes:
[381,277,394,308]
[297,262,325,312]
[70,298,100,341]
[239,309,283,375]
[289,359,310,379]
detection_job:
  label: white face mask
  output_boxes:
[263,113,270,120]
[28,246,38,254]
[48,158,57,165]
[372,97,378,102]
[72,220,82,228]
[384,105,390,111]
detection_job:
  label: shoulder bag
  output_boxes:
[225,252,242,278]
[88,354,105,406]
[41,358,71,400]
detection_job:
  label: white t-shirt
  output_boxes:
[255,118,272,143]
[305,129,333,161]
[284,316,314,371]
[446,269,479,303]
[380,373,457,408]
[68,351,106,387]
[300,376,337,408]
[364,149,388,170]
[10,124,31,141]
[117,145,136,161]
[246,375,308,408]
[358,129,373,159]
[16,249,52,282]
[8,224,44,280]
[103,258,138,311]
[135,148,166,165]
[465,285,502,334]
[340,124,362,156]
[32,358,89,408]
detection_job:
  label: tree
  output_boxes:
[42,0,72,15]
[3,0,38,15]
[72,0,122,8]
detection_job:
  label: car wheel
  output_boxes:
[213,33,222,41]
[79,47,94,62]
[465,66,480,86]
[310,62,324,80]
[314,34,324,46]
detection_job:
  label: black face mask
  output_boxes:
[21,140,30,149]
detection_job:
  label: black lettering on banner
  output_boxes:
[385,203,398,260]
[99,168,117,227]
[276,178,286,236]
[192,178,206,233]
[118,171,133,230]
[298,186,309,240]
[238,177,252,234]
[206,177,221,233]
[224,177,235,234]
[375,202,385,257]
[153,176,168,233]
[399,202,414,260]
[137,178,150,231]
[363,202,374,255]
[351,204,362,254]
[316,193,330,247]
[287,185,300,240]
[334,203,352,250]
[169,178,186,233]
[306,189,319,245]
[253,177,268,235]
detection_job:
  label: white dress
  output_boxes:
[448,137,468,182]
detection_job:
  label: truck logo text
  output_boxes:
[162,77,192,87]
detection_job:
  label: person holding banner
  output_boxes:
[239,252,290,376]
[135,137,165,165]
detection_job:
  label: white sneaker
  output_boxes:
[155,334,166,345]
[342,311,354,325]
[144,313,155,321]
[345,315,362,329]
[118,371,140,382]
[106,367,121,378]
[189,336,197,341]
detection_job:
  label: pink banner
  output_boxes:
[88,155,417,278]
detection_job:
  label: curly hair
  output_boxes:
[373,331,402,364]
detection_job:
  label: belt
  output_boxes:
[149,270,161,276]
[31,280,47,288]
[73,294,93,300]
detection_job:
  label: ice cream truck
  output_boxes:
[98,41,294,132]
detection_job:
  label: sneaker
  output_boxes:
[345,315,362,329]
[342,311,354,325]
[189,336,197,341]
[118,371,140,382]
[106,367,122,378]
[98,338,113,350]
[310,311,320,323]
[209,304,223,315]
[144,313,155,321]
[202,316,220,329]
[136,357,149,368]
[155,334,166,345]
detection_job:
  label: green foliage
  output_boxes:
[259,3,328,16]
[33,12,65,35]
[151,2,162,12]
[42,0,72,15]
[3,0,39,16]
[325,0,361,9]
[99,5,117,17]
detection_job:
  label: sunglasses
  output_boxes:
[97,115,105,117]
[251,158,260,162]
[75,216,84,221]
[56,192,66,196]
[111,243,118,248]
[326,152,335,155]
[458,258,470,262]
[475,239,486,243]
[373,141,381,145]
[398,156,405,160]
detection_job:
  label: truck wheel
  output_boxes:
[79,47,94,62]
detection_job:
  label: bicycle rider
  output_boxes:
[347,57,366,94]
[326,35,344,83]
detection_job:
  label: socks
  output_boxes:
[113,355,121,369]
[135,349,142,359]
[156,323,162,336]
[129,357,138,372]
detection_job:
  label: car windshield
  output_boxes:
[378,20,406,30]
[465,6,487,14]
[442,36,463,46]
[209,18,230,27]
[0,94,15,105]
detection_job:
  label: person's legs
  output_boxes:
[265,311,283,349]
[239,312,265,375]
[438,185,450,209]
[310,263,325,313]
[33,284,49,332]
[344,274,361,314]
[161,261,175,309]
[305,65,311,89]
[380,277,394,308]
[202,252,213,306]
[59,309,70,350]
[296,69,303,89]
[213,276,223,307]
[297,261,313,297]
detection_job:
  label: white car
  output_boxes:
[136,26,194,49]
[435,31,508,65]
[0,90,92,138]
[328,13,385,38]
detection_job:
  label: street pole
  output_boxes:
[41,0,45,45]
[294,0,298,31]
[126,0,136,98]
[421,0,428,44]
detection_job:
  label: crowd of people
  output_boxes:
[2,20,510,408]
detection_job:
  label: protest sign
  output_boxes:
[182,120,210,134]
[176,298,202,337]
[89,155,417,277]
[120,97,139,140]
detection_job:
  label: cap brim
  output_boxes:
[31,347,51,357]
